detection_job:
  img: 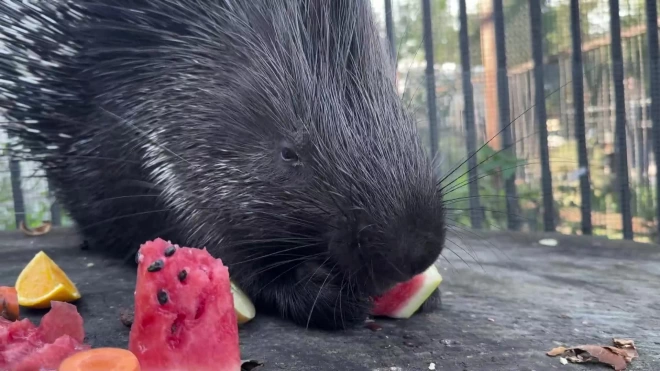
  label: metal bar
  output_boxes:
[384,0,396,67]
[8,156,25,229]
[421,0,439,158]
[569,0,593,235]
[608,0,634,240]
[645,0,660,239]
[458,0,482,229]
[528,0,555,232]
[492,0,520,230]
[47,179,62,227]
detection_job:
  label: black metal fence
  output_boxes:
[375,0,660,243]
[1,0,659,244]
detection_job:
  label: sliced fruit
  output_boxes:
[15,251,81,309]
[58,347,141,371]
[38,301,85,344]
[0,301,89,371]
[231,281,256,325]
[129,238,241,371]
[12,335,90,371]
[371,264,443,319]
[0,286,19,321]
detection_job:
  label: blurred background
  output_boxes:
[1,0,658,243]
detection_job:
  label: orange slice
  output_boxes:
[15,251,81,309]
[58,348,141,371]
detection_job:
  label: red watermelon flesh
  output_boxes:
[13,335,90,371]
[371,264,443,319]
[0,318,37,347]
[0,301,88,371]
[129,238,241,371]
[38,301,85,344]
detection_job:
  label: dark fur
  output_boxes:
[0,0,445,329]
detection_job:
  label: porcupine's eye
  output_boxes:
[281,147,299,162]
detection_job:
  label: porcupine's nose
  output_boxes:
[328,209,443,293]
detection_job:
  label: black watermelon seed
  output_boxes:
[178,270,187,282]
[147,259,164,272]
[157,289,168,305]
[164,245,176,257]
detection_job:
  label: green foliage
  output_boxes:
[441,144,527,230]
[394,0,476,64]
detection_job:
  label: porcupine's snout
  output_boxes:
[327,195,446,296]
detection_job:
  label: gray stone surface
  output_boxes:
[0,228,659,370]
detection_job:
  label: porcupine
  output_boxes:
[0,0,445,330]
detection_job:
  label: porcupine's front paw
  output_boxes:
[265,261,368,330]
[415,288,442,314]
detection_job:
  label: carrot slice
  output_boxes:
[0,286,19,321]
[58,348,141,371]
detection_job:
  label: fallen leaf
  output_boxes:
[547,346,567,356]
[241,360,264,371]
[119,308,134,328]
[611,339,638,362]
[547,339,638,371]
[19,220,52,236]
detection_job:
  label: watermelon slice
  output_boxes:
[38,301,85,344]
[0,301,89,370]
[371,264,443,319]
[12,334,90,371]
[129,238,241,371]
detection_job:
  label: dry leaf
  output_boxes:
[119,308,134,328]
[19,220,52,236]
[241,360,264,371]
[546,346,567,356]
[611,339,638,362]
[547,338,638,371]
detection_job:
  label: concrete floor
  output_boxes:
[0,228,658,370]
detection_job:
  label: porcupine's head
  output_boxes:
[191,0,447,328]
[0,0,446,329]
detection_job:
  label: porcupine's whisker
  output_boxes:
[251,253,327,296]
[299,255,333,288]
[442,158,578,197]
[381,255,408,279]
[244,254,325,283]
[232,244,325,266]
[334,274,348,330]
[442,161,535,196]
[444,194,527,205]
[225,242,321,258]
[77,209,176,231]
[238,242,323,261]
[306,262,339,330]
[61,194,162,204]
[436,63,599,192]
[444,220,512,262]
[443,236,484,272]
[445,207,539,227]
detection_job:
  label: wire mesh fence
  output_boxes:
[1,0,659,243]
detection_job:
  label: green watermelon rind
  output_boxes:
[371,264,443,319]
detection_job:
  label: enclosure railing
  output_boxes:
[1,0,659,244]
